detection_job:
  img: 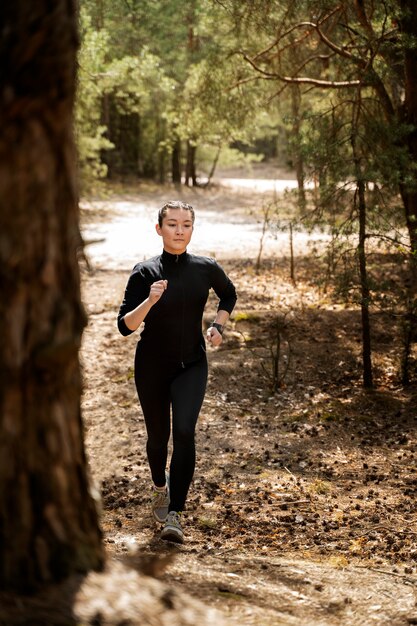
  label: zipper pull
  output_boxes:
[175,255,179,263]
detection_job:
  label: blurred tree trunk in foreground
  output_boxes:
[0,1,104,590]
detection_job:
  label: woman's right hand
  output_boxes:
[149,279,168,305]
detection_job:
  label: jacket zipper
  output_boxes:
[176,255,186,368]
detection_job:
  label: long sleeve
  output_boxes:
[116,253,237,364]
[117,264,150,336]
[209,259,237,314]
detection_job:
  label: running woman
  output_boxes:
[117,201,237,543]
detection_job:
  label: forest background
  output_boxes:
[78,0,417,387]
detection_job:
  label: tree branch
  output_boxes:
[212,0,229,11]
[253,24,313,62]
[242,4,395,119]
[290,52,337,77]
[253,5,342,62]
[307,20,363,63]
[354,0,375,39]
[243,54,360,89]
[229,73,278,98]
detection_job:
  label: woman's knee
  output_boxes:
[173,423,196,446]
[146,430,170,451]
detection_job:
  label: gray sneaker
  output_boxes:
[151,473,170,523]
[161,511,184,544]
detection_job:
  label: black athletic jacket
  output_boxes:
[117,250,237,365]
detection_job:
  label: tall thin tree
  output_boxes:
[0,1,104,590]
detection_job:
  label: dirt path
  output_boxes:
[80,181,417,625]
[80,177,328,270]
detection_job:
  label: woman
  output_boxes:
[117,201,237,543]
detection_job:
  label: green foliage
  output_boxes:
[77,0,283,185]
[76,6,178,186]
[213,0,417,384]
[76,9,113,185]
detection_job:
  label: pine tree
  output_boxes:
[0,1,104,589]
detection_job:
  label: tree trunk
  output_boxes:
[0,1,104,590]
[202,143,222,187]
[289,222,296,286]
[398,0,417,382]
[185,140,197,187]
[357,178,373,388]
[399,0,417,260]
[100,93,113,177]
[290,85,306,210]
[171,138,182,184]
[158,146,167,184]
[351,108,373,388]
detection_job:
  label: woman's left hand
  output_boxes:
[207,326,223,347]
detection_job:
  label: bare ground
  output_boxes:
[2,179,417,625]
[79,181,417,625]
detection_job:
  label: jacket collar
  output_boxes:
[161,249,188,264]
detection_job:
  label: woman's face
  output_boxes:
[156,207,194,254]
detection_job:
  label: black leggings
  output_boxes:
[134,350,208,512]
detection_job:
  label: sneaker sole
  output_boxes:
[153,511,168,524]
[161,527,184,544]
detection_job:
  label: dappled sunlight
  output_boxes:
[79,195,417,624]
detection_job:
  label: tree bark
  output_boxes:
[202,143,222,188]
[398,0,417,382]
[399,0,417,261]
[0,1,104,590]
[351,105,373,388]
[158,146,167,184]
[171,138,182,185]
[357,178,373,388]
[290,85,306,210]
[185,140,197,187]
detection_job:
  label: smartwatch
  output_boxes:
[211,322,224,335]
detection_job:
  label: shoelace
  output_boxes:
[166,511,182,526]
[153,490,168,504]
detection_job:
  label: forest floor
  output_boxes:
[76,173,417,626]
[3,173,417,625]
